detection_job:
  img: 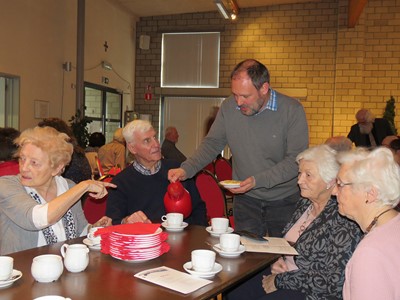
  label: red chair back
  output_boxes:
[203,161,215,175]
[195,170,227,222]
[83,176,113,224]
[214,157,232,181]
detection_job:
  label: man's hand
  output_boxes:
[93,216,112,227]
[122,211,152,224]
[168,168,187,182]
[226,176,255,194]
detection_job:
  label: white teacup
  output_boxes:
[31,254,64,283]
[161,213,183,228]
[87,226,103,245]
[211,217,229,233]
[61,244,89,273]
[220,233,241,252]
[0,256,13,281]
[191,249,216,273]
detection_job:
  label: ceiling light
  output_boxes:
[214,0,229,19]
[229,0,240,18]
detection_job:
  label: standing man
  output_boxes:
[161,126,186,163]
[347,108,394,147]
[168,59,309,237]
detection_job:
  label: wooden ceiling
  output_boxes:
[108,0,366,28]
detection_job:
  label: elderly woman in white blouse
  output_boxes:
[0,126,116,255]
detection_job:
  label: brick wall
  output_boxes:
[135,0,400,145]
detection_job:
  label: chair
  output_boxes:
[195,170,228,222]
[203,161,215,175]
[83,176,113,224]
[214,157,232,182]
[214,156,234,200]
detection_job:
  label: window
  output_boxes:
[161,32,220,88]
[0,75,19,128]
[84,82,122,143]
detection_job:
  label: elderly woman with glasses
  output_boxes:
[334,147,400,300]
[227,145,362,300]
[0,126,116,255]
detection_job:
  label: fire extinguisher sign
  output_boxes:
[145,84,152,101]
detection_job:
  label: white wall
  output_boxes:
[0,0,137,130]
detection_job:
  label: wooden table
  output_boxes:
[1,225,278,300]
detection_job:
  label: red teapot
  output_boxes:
[164,181,192,218]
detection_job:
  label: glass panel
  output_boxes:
[85,87,102,118]
[161,32,220,88]
[105,121,122,143]
[105,92,121,120]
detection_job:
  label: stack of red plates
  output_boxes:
[99,224,170,262]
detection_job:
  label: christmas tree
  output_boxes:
[383,96,397,134]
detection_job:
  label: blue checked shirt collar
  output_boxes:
[235,88,277,114]
[133,160,161,175]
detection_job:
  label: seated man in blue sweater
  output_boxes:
[106,119,207,226]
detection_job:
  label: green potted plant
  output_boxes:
[69,109,92,148]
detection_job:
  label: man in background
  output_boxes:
[161,126,186,163]
[168,59,309,237]
[347,108,394,147]
[98,128,126,174]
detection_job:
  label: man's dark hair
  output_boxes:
[230,59,270,90]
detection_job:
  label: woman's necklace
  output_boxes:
[298,204,314,236]
[365,208,393,233]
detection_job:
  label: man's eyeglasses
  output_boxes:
[336,179,354,189]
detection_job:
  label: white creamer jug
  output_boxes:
[60,244,89,273]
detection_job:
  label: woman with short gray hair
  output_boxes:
[334,147,400,299]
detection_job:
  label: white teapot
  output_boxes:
[60,244,89,273]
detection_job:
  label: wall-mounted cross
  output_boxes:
[104,41,109,52]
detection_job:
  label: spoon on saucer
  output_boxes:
[205,241,222,251]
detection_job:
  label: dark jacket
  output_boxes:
[275,197,362,300]
[347,118,394,147]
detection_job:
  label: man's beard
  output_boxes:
[359,122,373,134]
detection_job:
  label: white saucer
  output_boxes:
[161,221,188,232]
[213,244,246,258]
[206,226,234,237]
[183,262,222,279]
[219,180,241,189]
[0,269,22,289]
[83,238,101,250]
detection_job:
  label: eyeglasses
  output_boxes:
[336,179,354,189]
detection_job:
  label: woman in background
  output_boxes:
[0,126,115,254]
[334,147,400,300]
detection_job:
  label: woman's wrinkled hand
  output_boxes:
[271,257,289,274]
[262,274,277,294]
[85,180,117,199]
[93,216,112,227]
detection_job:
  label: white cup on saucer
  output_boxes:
[191,249,216,272]
[220,233,241,252]
[211,217,229,233]
[161,213,183,228]
[0,256,13,281]
[87,226,103,245]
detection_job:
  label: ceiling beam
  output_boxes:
[348,0,367,28]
